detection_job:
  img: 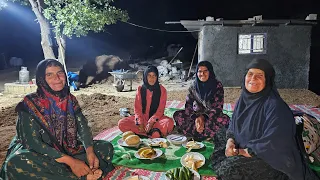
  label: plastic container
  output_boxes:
[19,66,29,84]
[119,108,130,117]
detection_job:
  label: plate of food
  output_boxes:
[182,140,205,150]
[118,139,141,148]
[118,131,141,147]
[147,138,168,147]
[134,147,163,160]
[167,134,187,145]
[181,152,205,171]
[123,175,150,180]
[165,167,200,180]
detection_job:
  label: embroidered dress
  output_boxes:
[1,59,114,180]
[173,81,229,140]
[173,61,230,140]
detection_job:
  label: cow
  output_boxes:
[78,55,131,88]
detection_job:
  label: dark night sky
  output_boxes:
[0,0,318,66]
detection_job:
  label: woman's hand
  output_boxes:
[86,146,100,170]
[225,138,237,157]
[195,115,205,133]
[238,148,251,158]
[70,158,93,177]
[56,155,92,177]
[138,124,146,133]
[59,156,92,177]
[145,121,156,133]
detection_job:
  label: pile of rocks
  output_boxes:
[129,59,187,82]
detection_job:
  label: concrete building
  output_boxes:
[168,17,317,89]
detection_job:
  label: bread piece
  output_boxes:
[186,141,200,149]
[122,131,135,140]
[125,135,140,145]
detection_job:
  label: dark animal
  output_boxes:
[78,55,131,88]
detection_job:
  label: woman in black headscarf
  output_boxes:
[211,59,319,180]
[173,61,230,141]
[0,59,114,180]
[118,66,174,138]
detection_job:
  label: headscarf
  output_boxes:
[241,58,276,100]
[141,66,161,119]
[194,61,218,101]
[18,59,79,152]
[229,59,307,179]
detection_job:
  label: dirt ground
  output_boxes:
[0,78,319,166]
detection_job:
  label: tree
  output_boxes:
[0,0,7,10]
[2,0,128,64]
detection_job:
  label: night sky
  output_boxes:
[0,0,318,66]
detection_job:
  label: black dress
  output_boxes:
[210,128,288,180]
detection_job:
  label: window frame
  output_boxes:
[238,33,267,55]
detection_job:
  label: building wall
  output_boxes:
[198,25,312,88]
[309,23,320,95]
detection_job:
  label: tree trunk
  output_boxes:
[56,34,69,84]
[29,0,56,60]
[57,34,66,65]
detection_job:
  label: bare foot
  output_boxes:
[87,169,103,180]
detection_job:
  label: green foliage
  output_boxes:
[2,0,128,38]
[43,0,129,37]
[0,0,7,10]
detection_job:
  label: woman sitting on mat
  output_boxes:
[0,59,114,180]
[211,59,319,180]
[173,61,230,141]
[118,65,174,138]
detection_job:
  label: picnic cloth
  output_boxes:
[109,102,233,176]
[94,102,320,180]
[111,136,215,176]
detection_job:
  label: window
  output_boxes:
[238,33,267,54]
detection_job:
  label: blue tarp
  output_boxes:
[67,72,79,90]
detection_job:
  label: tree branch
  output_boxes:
[28,0,43,20]
[37,0,41,12]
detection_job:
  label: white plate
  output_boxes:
[182,141,205,150]
[147,138,167,147]
[181,152,205,170]
[123,175,150,180]
[134,149,163,160]
[167,134,187,145]
[165,168,201,180]
[117,138,141,148]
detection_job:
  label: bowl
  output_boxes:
[181,152,205,170]
[167,134,187,145]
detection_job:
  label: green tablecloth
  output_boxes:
[111,135,216,176]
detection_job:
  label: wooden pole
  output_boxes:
[169,47,183,64]
[188,42,198,78]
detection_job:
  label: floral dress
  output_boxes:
[173,80,230,140]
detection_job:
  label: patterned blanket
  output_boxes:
[95,101,320,180]
[111,135,215,175]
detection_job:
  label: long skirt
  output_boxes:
[173,110,229,141]
[210,129,289,180]
[1,140,114,180]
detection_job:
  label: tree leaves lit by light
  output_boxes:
[0,0,8,10]
[43,0,129,37]
[1,0,129,38]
